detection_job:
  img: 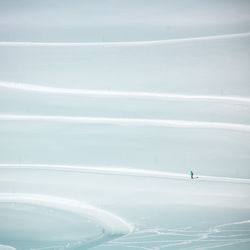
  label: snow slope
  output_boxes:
[0,0,250,249]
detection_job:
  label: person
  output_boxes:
[190,171,194,179]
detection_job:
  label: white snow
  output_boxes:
[0,0,250,249]
[1,81,250,103]
[0,32,249,47]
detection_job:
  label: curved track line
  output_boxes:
[0,244,16,250]
[0,164,249,184]
[0,193,133,235]
[212,220,250,233]
[1,81,250,104]
[0,33,249,47]
[1,114,250,133]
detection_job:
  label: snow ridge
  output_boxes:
[1,81,250,104]
[1,114,250,133]
[0,164,249,184]
[0,193,134,235]
[0,32,249,47]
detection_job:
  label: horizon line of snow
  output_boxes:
[1,81,250,103]
[0,192,134,235]
[0,164,250,184]
[0,32,249,47]
[1,114,250,133]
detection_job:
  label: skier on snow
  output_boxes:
[190,171,194,179]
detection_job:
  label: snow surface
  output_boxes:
[0,0,250,249]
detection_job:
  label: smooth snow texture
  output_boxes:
[0,245,16,250]
[0,0,250,249]
[1,81,250,103]
[0,33,249,47]
[1,114,250,132]
[0,193,133,235]
[1,164,250,184]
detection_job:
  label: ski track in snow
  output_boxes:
[1,114,250,133]
[100,220,250,250]
[1,81,250,104]
[0,32,249,47]
[100,221,250,250]
[0,164,249,184]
